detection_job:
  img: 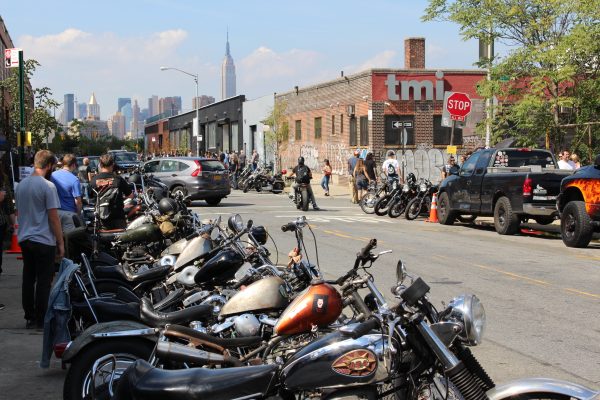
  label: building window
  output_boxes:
[331,115,335,136]
[433,116,463,145]
[295,120,302,140]
[208,122,216,149]
[359,116,368,146]
[340,114,344,135]
[384,115,415,146]
[349,117,357,146]
[314,117,322,139]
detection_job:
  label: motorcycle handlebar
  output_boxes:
[358,239,377,261]
[348,318,379,339]
[281,222,297,232]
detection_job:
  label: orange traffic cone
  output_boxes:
[425,193,439,223]
[5,224,21,254]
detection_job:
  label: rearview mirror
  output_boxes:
[210,226,220,241]
[247,219,254,229]
[396,260,407,284]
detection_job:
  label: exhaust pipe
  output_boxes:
[155,341,242,367]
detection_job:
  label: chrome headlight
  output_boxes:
[448,294,486,345]
[402,184,409,193]
[159,255,177,267]
[419,183,427,192]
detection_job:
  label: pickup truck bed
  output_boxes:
[437,148,572,234]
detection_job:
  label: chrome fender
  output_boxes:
[487,378,598,400]
[62,321,156,363]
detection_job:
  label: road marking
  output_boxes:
[563,288,600,299]
[473,264,551,287]
[274,215,395,224]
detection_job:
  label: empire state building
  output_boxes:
[221,33,236,100]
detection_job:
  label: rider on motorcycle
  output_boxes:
[289,157,320,211]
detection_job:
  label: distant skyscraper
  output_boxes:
[121,102,133,134]
[108,112,126,138]
[87,93,100,120]
[148,95,159,117]
[118,98,131,114]
[192,95,215,109]
[159,96,182,116]
[131,100,141,136]
[64,94,75,124]
[221,31,236,100]
[76,102,88,119]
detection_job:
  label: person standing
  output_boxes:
[442,156,460,179]
[239,149,247,168]
[51,154,83,232]
[347,150,360,203]
[289,157,320,210]
[15,150,64,329]
[229,153,240,189]
[382,150,400,183]
[78,158,92,202]
[0,166,16,276]
[354,158,371,200]
[364,152,377,183]
[557,150,576,170]
[90,154,133,230]
[251,149,259,171]
[321,159,332,196]
[570,153,581,169]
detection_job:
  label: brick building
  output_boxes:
[276,38,487,183]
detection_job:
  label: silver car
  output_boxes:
[142,157,231,205]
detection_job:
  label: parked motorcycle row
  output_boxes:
[234,164,285,194]
[360,173,440,221]
[51,173,597,400]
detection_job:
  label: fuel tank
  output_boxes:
[174,236,212,271]
[162,237,188,257]
[118,223,162,244]
[281,332,388,390]
[274,280,342,335]
[193,248,244,287]
[219,276,289,317]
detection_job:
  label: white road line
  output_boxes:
[273,215,394,223]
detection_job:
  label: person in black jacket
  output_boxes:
[90,154,133,229]
[289,157,319,210]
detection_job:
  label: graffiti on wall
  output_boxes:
[281,143,454,183]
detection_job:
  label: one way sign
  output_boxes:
[392,121,412,129]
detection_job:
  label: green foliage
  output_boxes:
[424,0,600,161]
[263,100,289,169]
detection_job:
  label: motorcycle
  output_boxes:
[289,182,311,211]
[387,173,419,218]
[373,175,404,216]
[113,239,600,400]
[242,165,285,194]
[359,173,395,214]
[405,179,438,220]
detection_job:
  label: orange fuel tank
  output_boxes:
[275,280,342,335]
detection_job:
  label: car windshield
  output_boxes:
[115,152,138,163]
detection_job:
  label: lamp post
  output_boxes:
[160,66,200,156]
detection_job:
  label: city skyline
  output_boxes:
[2,1,512,118]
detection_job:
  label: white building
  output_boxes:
[221,33,236,100]
[242,94,274,166]
[87,92,100,120]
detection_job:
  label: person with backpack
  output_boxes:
[289,156,319,211]
[90,154,133,230]
[382,150,401,184]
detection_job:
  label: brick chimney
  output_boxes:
[404,37,426,69]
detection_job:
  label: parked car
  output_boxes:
[437,148,572,235]
[142,157,230,205]
[76,156,100,173]
[109,150,140,171]
[556,154,600,247]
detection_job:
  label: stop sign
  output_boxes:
[446,92,472,121]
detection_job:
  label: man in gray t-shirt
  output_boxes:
[15,150,64,329]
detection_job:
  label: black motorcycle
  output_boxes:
[405,179,438,220]
[359,173,395,214]
[387,173,419,218]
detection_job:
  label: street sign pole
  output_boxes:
[18,50,25,165]
[449,120,455,147]
[402,127,407,183]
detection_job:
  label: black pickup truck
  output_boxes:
[437,148,572,235]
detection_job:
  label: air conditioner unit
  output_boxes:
[346,104,355,116]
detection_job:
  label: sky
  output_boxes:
[2,0,507,118]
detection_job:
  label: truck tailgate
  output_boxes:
[529,171,572,202]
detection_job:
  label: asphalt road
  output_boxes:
[193,190,600,388]
[0,190,598,399]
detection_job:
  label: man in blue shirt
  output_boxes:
[51,154,83,232]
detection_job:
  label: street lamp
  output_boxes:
[160,66,200,156]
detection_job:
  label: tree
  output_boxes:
[263,99,289,170]
[0,58,61,152]
[423,0,600,160]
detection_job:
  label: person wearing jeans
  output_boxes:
[15,150,64,329]
[321,159,332,196]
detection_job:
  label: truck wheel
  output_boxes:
[561,201,593,248]
[494,196,520,235]
[437,192,457,225]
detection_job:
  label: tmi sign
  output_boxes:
[385,70,445,101]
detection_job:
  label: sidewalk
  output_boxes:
[0,253,64,399]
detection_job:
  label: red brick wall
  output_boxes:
[405,38,425,69]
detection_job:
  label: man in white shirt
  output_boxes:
[382,150,401,183]
[557,150,577,170]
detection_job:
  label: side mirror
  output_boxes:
[247,219,254,229]
[396,260,407,284]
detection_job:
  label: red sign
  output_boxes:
[446,92,472,121]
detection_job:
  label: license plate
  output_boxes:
[214,175,222,181]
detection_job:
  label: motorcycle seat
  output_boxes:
[139,297,213,327]
[164,324,263,349]
[114,359,277,400]
[88,298,141,322]
[94,264,171,285]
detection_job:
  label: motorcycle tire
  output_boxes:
[374,195,392,216]
[388,198,407,218]
[301,190,309,212]
[63,338,154,400]
[272,182,284,193]
[405,197,424,220]
[242,185,249,193]
[359,192,378,214]
[256,184,262,192]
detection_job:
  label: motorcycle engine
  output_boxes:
[233,314,261,337]
[267,331,324,364]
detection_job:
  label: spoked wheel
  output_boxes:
[388,198,407,218]
[360,192,378,214]
[374,195,392,216]
[405,197,424,220]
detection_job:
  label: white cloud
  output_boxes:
[357,50,398,70]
